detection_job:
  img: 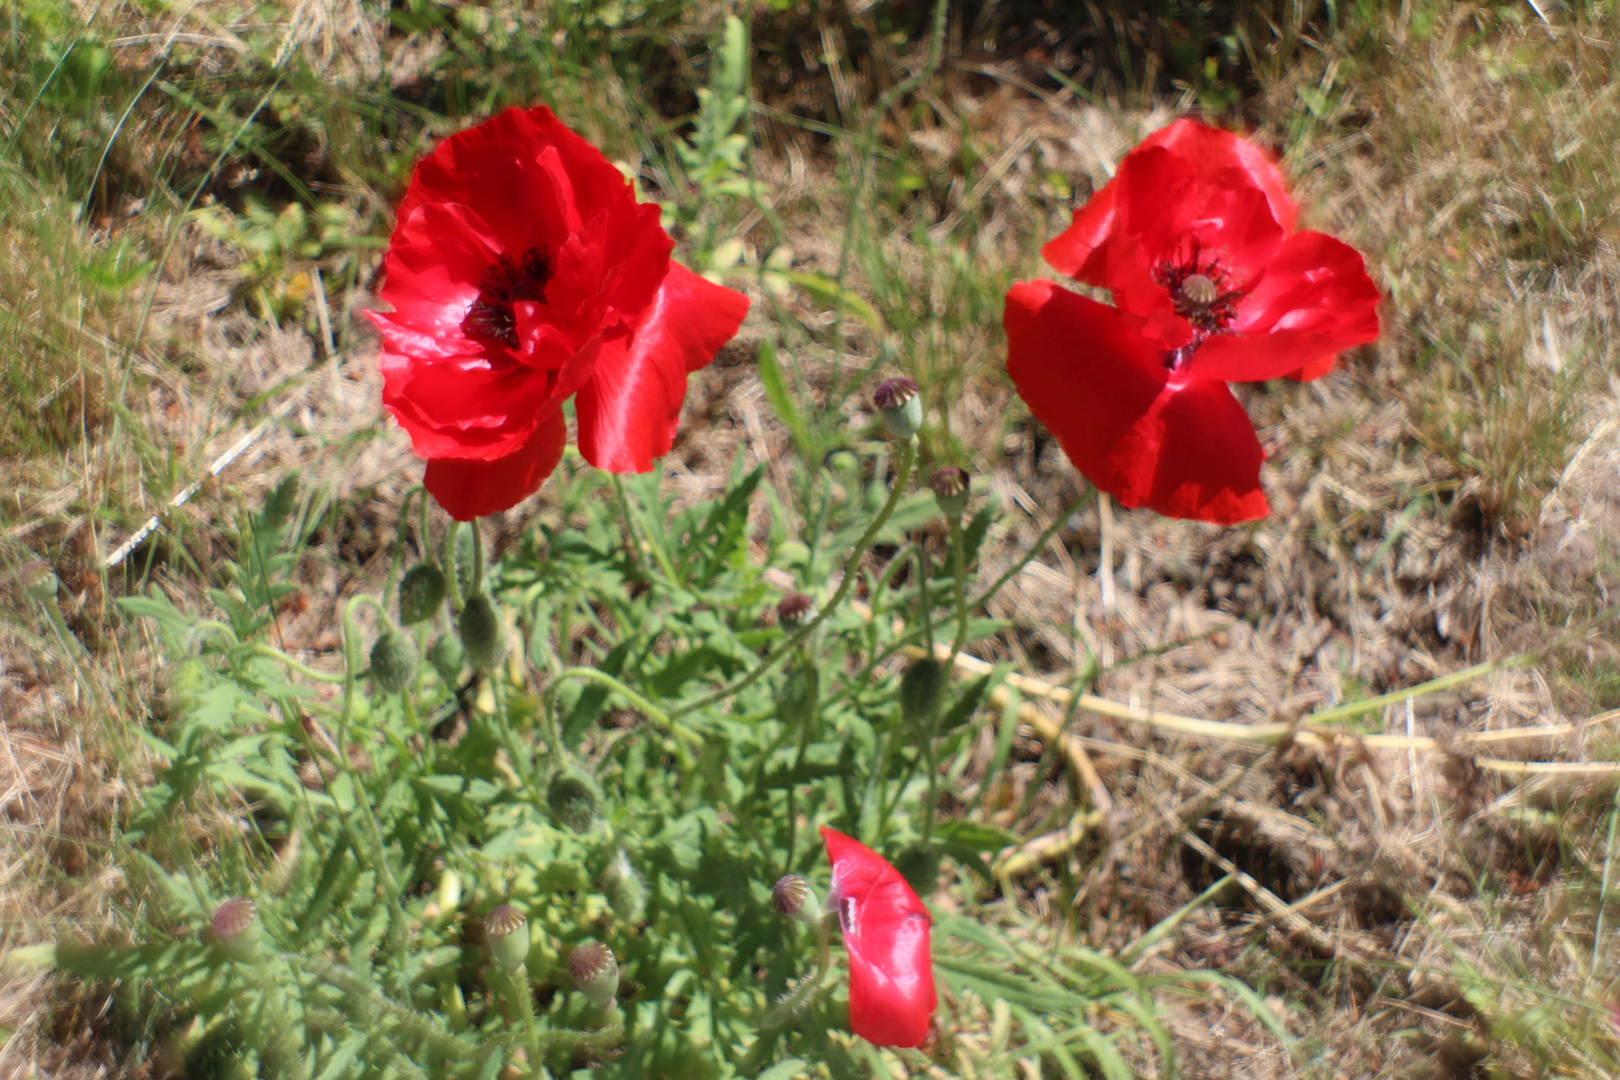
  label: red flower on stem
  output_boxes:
[820,826,936,1048]
[368,107,750,520]
[1006,118,1381,523]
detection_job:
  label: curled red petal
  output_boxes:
[1193,230,1383,383]
[1004,280,1268,524]
[575,264,749,473]
[423,406,568,521]
[820,826,936,1048]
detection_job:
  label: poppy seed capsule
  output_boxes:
[568,941,619,1007]
[930,466,970,520]
[397,562,447,625]
[369,624,419,694]
[1179,272,1219,310]
[458,592,504,670]
[873,377,922,440]
[483,905,530,971]
[772,874,820,924]
[777,593,814,626]
[16,561,57,603]
[899,657,943,728]
[209,897,261,960]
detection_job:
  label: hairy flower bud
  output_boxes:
[547,773,600,833]
[398,562,447,625]
[209,897,261,961]
[369,624,419,695]
[16,561,58,603]
[428,634,465,685]
[930,466,970,521]
[777,593,814,626]
[458,592,505,671]
[873,377,922,440]
[772,874,820,924]
[899,658,943,728]
[568,941,619,1008]
[484,905,530,971]
[603,849,647,924]
[892,841,941,896]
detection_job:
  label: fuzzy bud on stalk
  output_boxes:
[899,658,943,728]
[547,773,599,833]
[568,941,619,1008]
[873,378,922,441]
[772,874,820,924]
[777,593,814,626]
[428,634,465,685]
[398,562,447,625]
[209,897,261,961]
[603,849,647,924]
[458,592,505,670]
[16,561,58,603]
[483,905,530,971]
[930,466,970,521]
[369,624,419,694]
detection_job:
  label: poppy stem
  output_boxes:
[670,438,919,719]
[442,520,465,613]
[383,484,425,610]
[338,593,410,990]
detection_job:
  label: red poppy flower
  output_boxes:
[368,106,750,520]
[1006,118,1380,523]
[1042,118,1379,382]
[820,826,936,1048]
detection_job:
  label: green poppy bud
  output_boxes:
[899,657,943,728]
[892,841,941,896]
[369,623,419,694]
[873,377,922,440]
[603,849,646,924]
[458,592,504,671]
[16,561,58,603]
[548,772,600,833]
[771,874,820,924]
[930,466,970,521]
[209,897,261,961]
[568,941,619,1008]
[483,905,530,971]
[398,562,447,625]
[428,634,465,686]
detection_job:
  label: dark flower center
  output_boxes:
[1155,239,1244,336]
[464,246,553,347]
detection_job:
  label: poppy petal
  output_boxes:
[1147,377,1269,524]
[575,263,749,473]
[1004,280,1170,509]
[820,827,936,1048]
[422,406,568,521]
[1194,230,1382,383]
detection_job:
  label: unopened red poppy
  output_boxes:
[1006,118,1380,523]
[820,826,936,1048]
[368,106,750,520]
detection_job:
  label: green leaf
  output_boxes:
[935,819,1021,852]
[778,270,886,332]
[756,339,810,458]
